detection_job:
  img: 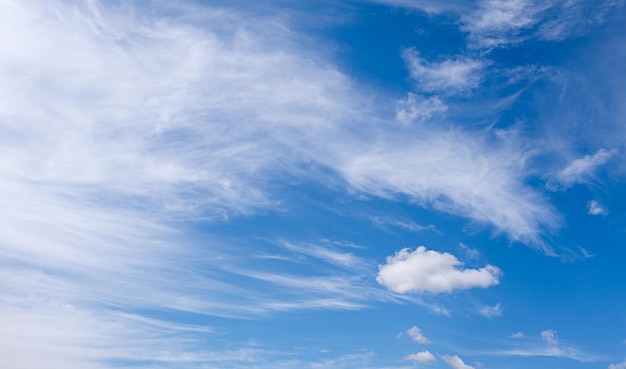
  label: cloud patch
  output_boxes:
[405,351,437,363]
[403,49,484,94]
[479,303,503,318]
[587,200,608,215]
[376,247,502,294]
[551,149,616,188]
[407,326,430,344]
[442,354,475,369]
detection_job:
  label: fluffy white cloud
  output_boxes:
[407,326,430,344]
[402,49,484,93]
[376,247,502,294]
[405,351,437,363]
[442,355,475,369]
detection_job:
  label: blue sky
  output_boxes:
[1,0,626,368]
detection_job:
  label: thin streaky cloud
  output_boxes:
[551,149,616,189]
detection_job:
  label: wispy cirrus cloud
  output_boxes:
[486,330,606,362]
[0,0,589,367]
[402,49,485,94]
[463,0,625,49]
[549,149,616,189]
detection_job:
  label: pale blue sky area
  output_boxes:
[1,1,626,368]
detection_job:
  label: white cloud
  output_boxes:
[588,200,608,215]
[402,49,484,94]
[376,246,502,294]
[479,303,503,318]
[0,0,584,366]
[463,0,624,49]
[488,329,605,362]
[552,149,616,188]
[396,93,447,125]
[463,0,542,48]
[442,355,475,369]
[340,128,560,246]
[610,359,626,369]
[405,351,437,363]
[407,326,430,344]
[541,330,559,345]
[0,1,385,367]
[492,345,602,362]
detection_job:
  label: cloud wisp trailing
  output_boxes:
[3,0,621,367]
[549,149,616,189]
[486,330,606,362]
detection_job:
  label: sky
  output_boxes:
[1,0,626,368]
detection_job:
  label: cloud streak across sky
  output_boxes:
[1,0,625,368]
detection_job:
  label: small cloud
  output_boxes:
[479,303,503,318]
[396,93,447,125]
[402,49,484,94]
[588,200,608,216]
[611,359,626,369]
[405,351,437,363]
[377,246,502,294]
[541,330,558,345]
[512,332,525,338]
[407,326,430,344]
[443,354,475,369]
[551,149,616,189]
[459,243,481,260]
[578,246,594,259]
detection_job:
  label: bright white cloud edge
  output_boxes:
[377,247,501,294]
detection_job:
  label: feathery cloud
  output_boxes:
[403,49,484,94]
[552,149,616,188]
